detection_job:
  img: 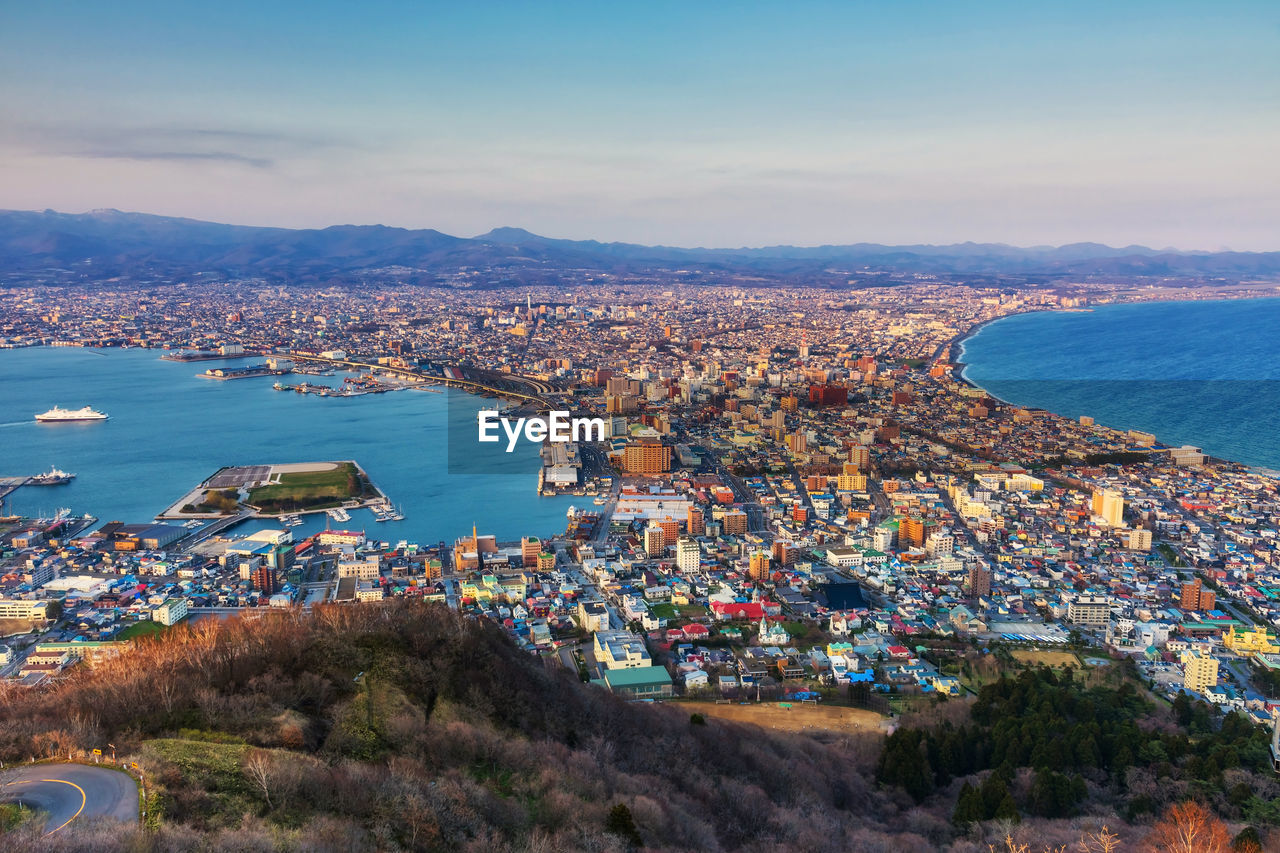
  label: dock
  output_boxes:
[0,477,30,502]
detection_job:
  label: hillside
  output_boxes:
[0,602,1276,852]
[3,209,1279,285]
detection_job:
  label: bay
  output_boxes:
[959,297,1280,470]
[0,348,580,544]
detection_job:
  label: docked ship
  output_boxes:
[29,466,76,485]
[35,406,108,422]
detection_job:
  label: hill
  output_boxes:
[0,602,1275,852]
[3,208,1279,286]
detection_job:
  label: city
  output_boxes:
[2,273,1279,849]
[4,1,1280,850]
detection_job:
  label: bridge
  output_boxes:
[169,510,255,547]
[285,353,555,406]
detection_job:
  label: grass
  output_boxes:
[117,620,169,641]
[248,462,369,512]
[1011,649,1082,668]
[141,737,258,824]
[651,602,708,621]
[676,700,884,733]
[0,802,36,832]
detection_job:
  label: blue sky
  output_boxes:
[2,1,1277,249]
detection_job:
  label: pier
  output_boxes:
[0,477,28,501]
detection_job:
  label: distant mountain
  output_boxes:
[3,208,1278,285]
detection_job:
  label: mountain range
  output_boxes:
[3,208,1279,285]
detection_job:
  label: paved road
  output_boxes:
[0,764,138,834]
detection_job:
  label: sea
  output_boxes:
[959,297,1280,471]
[0,348,580,545]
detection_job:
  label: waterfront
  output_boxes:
[959,297,1280,470]
[0,347,579,543]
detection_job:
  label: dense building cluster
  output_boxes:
[3,278,1279,734]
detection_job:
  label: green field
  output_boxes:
[248,463,368,512]
[118,620,169,640]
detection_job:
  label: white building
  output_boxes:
[675,538,701,573]
[153,597,189,626]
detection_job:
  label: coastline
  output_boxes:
[0,347,581,544]
[947,297,1280,474]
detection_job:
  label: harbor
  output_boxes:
[0,467,79,506]
[0,346,581,547]
[199,363,292,380]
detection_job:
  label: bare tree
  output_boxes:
[1143,801,1232,853]
[243,749,275,810]
[1077,826,1122,853]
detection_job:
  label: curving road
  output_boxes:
[0,764,138,834]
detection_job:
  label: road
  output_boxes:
[0,764,138,834]
[690,443,769,532]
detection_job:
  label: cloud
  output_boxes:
[0,120,351,170]
[77,149,274,168]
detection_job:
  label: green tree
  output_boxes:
[605,803,642,848]
[952,781,984,826]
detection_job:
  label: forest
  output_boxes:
[0,601,1276,852]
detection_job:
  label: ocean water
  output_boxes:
[960,297,1280,470]
[0,348,580,544]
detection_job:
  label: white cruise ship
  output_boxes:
[35,406,108,422]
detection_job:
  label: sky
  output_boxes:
[1,1,1278,250]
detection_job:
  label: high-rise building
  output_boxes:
[848,445,871,470]
[606,376,640,396]
[749,551,771,581]
[1180,578,1216,612]
[1092,489,1125,527]
[623,439,672,474]
[808,384,848,407]
[657,517,680,543]
[722,509,748,535]
[837,471,868,491]
[927,529,955,557]
[772,540,797,566]
[1125,528,1153,551]
[606,395,638,414]
[899,516,927,549]
[686,505,705,536]
[521,536,541,568]
[1181,649,1219,694]
[968,564,992,598]
[643,523,666,558]
[676,538,700,573]
[253,565,278,596]
[1067,596,1110,627]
